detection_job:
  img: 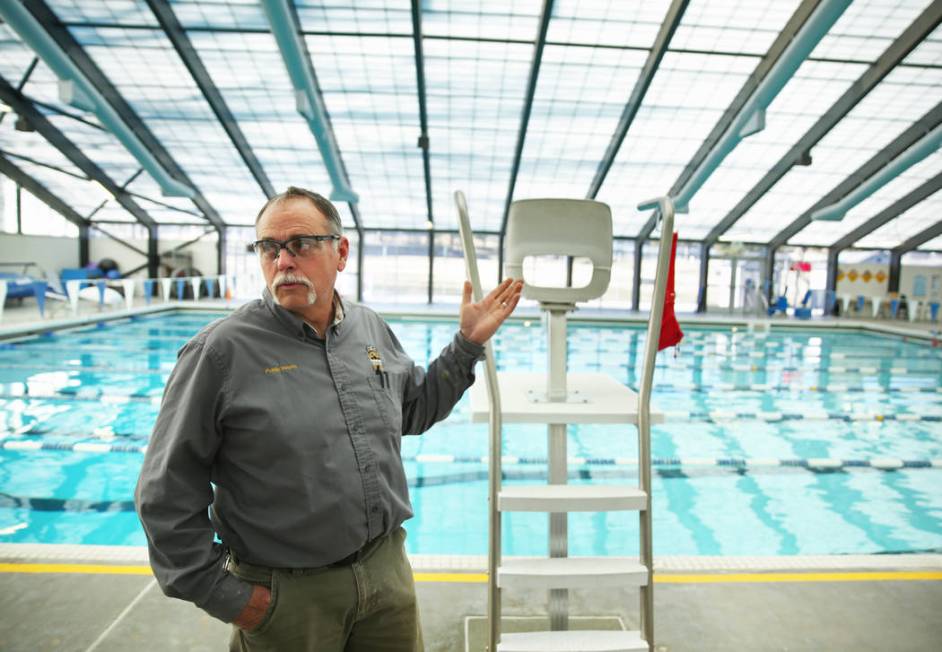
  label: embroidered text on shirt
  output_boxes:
[265,364,298,374]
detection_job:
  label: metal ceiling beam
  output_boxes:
[0,75,158,230]
[635,0,829,311]
[410,0,433,227]
[768,101,942,248]
[410,0,435,304]
[21,0,227,234]
[260,0,358,204]
[0,150,88,229]
[811,123,942,222]
[702,0,942,247]
[892,211,942,256]
[497,0,554,241]
[586,0,689,198]
[145,0,275,199]
[636,0,830,245]
[826,171,942,298]
[830,170,942,253]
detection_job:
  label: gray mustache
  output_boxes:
[273,273,313,289]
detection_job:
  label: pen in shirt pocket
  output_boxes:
[366,345,389,388]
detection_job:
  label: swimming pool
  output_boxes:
[1,310,940,557]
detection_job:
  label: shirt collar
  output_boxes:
[262,288,345,339]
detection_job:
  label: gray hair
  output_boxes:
[255,186,343,236]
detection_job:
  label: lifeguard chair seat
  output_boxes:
[504,198,613,305]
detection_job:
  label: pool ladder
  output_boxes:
[455,192,674,652]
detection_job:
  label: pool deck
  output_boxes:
[1,546,940,651]
[3,295,942,341]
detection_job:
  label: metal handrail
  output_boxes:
[635,195,675,650]
[454,191,503,652]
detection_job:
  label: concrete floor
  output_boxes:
[1,557,941,652]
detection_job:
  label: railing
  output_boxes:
[635,195,675,647]
[454,190,504,652]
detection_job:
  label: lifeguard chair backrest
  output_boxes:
[505,198,613,304]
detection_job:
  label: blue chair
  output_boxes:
[0,272,36,300]
[768,295,788,316]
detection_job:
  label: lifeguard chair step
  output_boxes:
[499,485,647,512]
[497,629,647,652]
[498,557,648,590]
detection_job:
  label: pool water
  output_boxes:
[0,311,940,556]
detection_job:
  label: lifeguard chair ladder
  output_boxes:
[455,192,675,652]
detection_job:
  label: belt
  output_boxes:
[327,546,365,568]
[228,540,372,575]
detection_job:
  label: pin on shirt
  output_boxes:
[366,345,388,388]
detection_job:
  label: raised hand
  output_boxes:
[459,278,524,345]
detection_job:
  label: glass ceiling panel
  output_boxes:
[792,149,942,246]
[44,113,146,183]
[727,61,942,244]
[904,24,942,65]
[0,31,199,221]
[0,114,86,179]
[809,0,931,63]
[88,202,142,223]
[124,169,206,216]
[304,33,426,229]
[131,197,213,224]
[0,24,40,86]
[296,0,412,34]
[596,51,760,237]
[858,189,942,249]
[424,37,532,231]
[513,43,647,201]
[46,0,159,26]
[547,0,671,48]
[422,0,542,41]
[670,0,800,56]
[683,59,866,241]
[916,229,942,251]
[185,30,348,226]
[11,156,123,219]
[67,24,267,226]
[170,0,270,31]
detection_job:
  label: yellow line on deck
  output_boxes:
[0,563,153,575]
[656,571,942,583]
[413,572,488,583]
[0,564,939,584]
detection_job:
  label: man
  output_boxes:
[135,186,522,651]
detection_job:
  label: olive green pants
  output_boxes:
[228,528,423,651]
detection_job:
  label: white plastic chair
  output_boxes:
[504,198,612,305]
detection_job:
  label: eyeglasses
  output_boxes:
[251,234,340,261]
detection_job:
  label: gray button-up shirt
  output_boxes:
[135,290,483,622]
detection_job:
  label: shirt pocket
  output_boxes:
[367,372,403,437]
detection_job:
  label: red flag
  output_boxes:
[658,232,683,351]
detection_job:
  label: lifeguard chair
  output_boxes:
[456,192,675,652]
